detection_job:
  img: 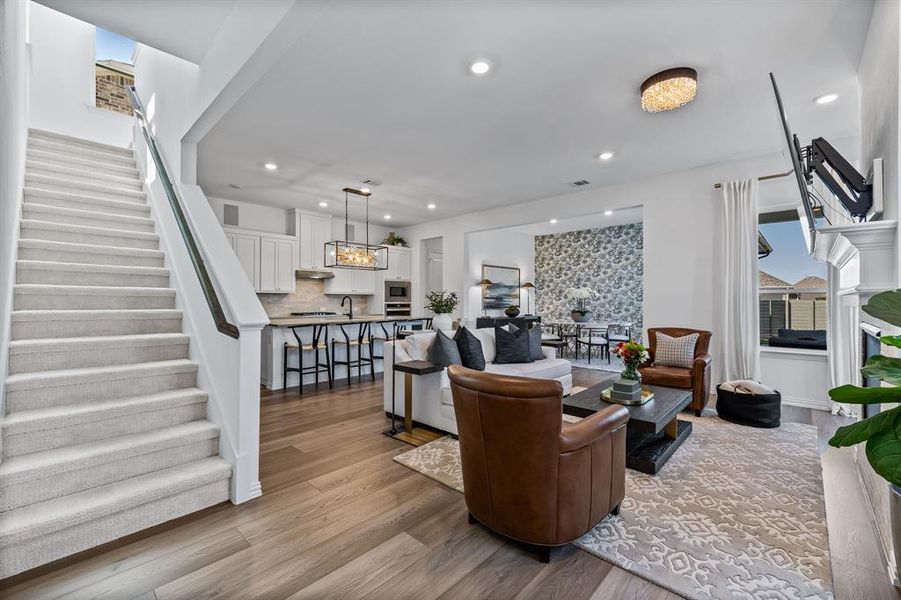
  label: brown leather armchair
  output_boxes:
[447,365,629,562]
[638,327,712,416]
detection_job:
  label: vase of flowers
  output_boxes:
[566,287,594,322]
[425,290,459,331]
[612,340,649,382]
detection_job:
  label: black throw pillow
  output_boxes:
[427,330,461,367]
[527,324,546,361]
[453,326,486,371]
[494,324,533,364]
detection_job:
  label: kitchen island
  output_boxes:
[262,315,431,390]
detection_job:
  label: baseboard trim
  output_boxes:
[781,394,831,411]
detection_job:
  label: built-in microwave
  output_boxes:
[385,281,411,303]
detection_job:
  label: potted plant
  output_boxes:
[425,290,459,331]
[828,289,901,581]
[504,305,521,318]
[383,232,408,247]
[612,340,650,382]
[566,287,594,322]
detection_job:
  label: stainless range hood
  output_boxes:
[296,269,335,280]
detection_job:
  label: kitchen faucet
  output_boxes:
[341,296,353,319]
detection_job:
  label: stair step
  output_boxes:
[0,421,219,511]
[25,186,149,217]
[2,388,209,457]
[26,160,142,190]
[0,458,231,578]
[17,239,164,268]
[8,332,189,374]
[11,308,182,340]
[5,359,198,412]
[29,129,134,157]
[22,203,154,233]
[14,283,175,311]
[27,136,135,168]
[25,173,145,202]
[20,219,160,250]
[27,147,138,176]
[16,259,169,288]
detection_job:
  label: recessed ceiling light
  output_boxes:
[319,201,328,207]
[384,214,392,220]
[427,203,436,210]
[814,93,838,105]
[360,187,371,194]
[598,151,614,161]
[470,59,491,76]
[263,162,278,171]
[604,210,613,216]
[549,218,558,224]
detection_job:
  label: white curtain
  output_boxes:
[827,262,860,416]
[720,179,761,382]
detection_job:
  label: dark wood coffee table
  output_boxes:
[563,375,692,474]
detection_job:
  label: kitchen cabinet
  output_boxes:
[385,247,412,281]
[324,267,376,295]
[225,227,296,293]
[299,212,332,270]
[226,232,259,289]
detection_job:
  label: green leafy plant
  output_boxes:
[829,289,901,485]
[383,232,408,247]
[425,290,459,314]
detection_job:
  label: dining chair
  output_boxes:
[576,326,609,364]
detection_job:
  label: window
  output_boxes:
[94,28,135,115]
[758,212,827,349]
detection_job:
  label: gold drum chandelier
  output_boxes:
[324,188,388,271]
[640,67,697,113]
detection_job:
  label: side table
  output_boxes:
[384,360,445,447]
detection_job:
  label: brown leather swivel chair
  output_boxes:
[638,327,712,416]
[447,365,629,562]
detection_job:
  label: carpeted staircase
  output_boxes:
[0,130,231,579]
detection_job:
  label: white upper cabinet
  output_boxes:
[225,227,296,294]
[299,211,332,270]
[323,267,377,295]
[384,246,412,281]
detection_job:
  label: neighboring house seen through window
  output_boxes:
[758,211,827,350]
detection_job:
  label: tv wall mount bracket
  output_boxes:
[797,134,873,221]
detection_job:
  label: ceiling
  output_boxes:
[511,207,643,236]
[197,0,874,226]
[35,0,238,63]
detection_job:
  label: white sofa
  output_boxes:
[383,328,572,435]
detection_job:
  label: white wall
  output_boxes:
[28,2,131,147]
[400,149,830,382]
[0,0,30,418]
[207,196,294,235]
[463,228,535,323]
[858,0,901,282]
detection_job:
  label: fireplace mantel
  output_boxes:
[814,219,897,303]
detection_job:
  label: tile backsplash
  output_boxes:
[258,279,373,317]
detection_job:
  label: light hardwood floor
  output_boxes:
[1,368,899,600]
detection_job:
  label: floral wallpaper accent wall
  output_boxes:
[534,223,643,340]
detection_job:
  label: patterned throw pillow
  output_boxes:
[654,332,699,368]
[454,326,486,371]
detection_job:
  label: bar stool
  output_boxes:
[370,321,395,367]
[331,322,375,385]
[576,326,610,364]
[283,324,332,394]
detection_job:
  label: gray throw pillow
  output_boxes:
[428,330,462,367]
[454,326,486,370]
[527,324,546,361]
[494,325,533,364]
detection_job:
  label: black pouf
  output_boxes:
[716,385,781,428]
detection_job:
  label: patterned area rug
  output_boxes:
[394,414,833,600]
